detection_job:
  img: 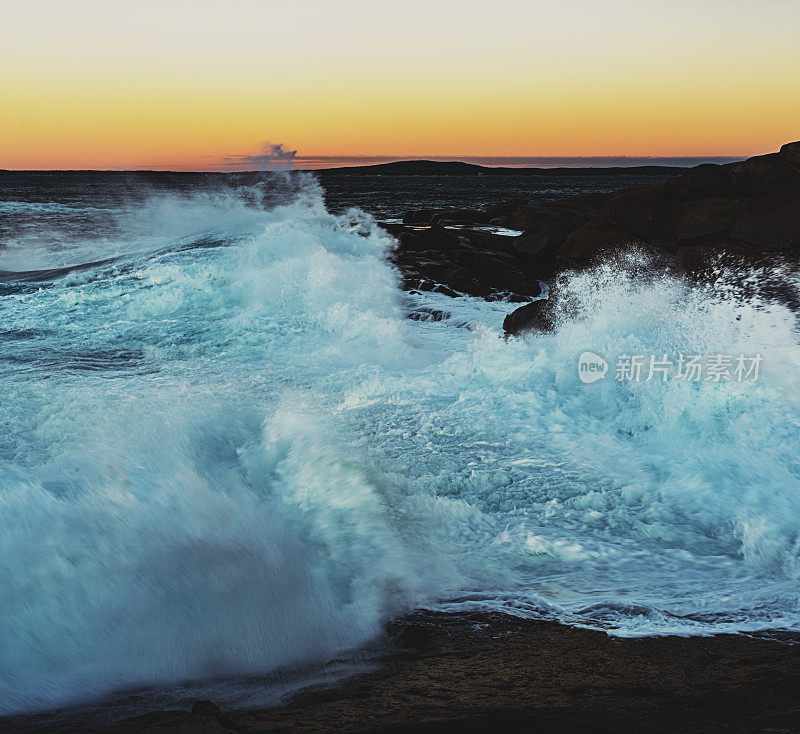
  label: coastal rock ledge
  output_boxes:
[14,612,800,733]
[384,141,800,334]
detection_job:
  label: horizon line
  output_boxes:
[214,153,747,171]
[0,154,748,174]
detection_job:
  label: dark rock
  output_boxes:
[402,209,490,226]
[728,199,800,250]
[387,619,433,651]
[191,700,221,718]
[672,197,745,244]
[506,141,800,279]
[386,143,800,309]
[443,270,495,298]
[728,153,800,198]
[405,225,459,252]
[407,307,451,322]
[431,209,490,225]
[556,224,632,269]
[407,279,460,298]
[513,209,572,272]
[403,209,442,225]
[385,221,541,300]
[675,245,751,274]
[26,612,800,733]
[665,162,734,200]
[780,141,800,165]
[503,299,554,336]
[606,182,672,240]
[450,247,540,295]
[399,626,431,651]
[391,227,454,253]
[484,198,529,225]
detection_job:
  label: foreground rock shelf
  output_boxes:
[15,612,800,733]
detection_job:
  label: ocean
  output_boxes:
[1,170,800,717]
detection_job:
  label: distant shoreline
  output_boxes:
[312,160,695,176]
[0,157,744,176]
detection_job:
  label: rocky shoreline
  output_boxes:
[10,612,800,733]
[385,141,800,334]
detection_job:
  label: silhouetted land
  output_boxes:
[313,159,690,176]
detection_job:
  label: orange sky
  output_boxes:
[1,0,799,170]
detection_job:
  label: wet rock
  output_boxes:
[385,221,541,300]
[450,246,540,295]
[503,299,554,336]
[407,307,451,322]
[393,224,459,252]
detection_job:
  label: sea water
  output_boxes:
[1,172,799,715]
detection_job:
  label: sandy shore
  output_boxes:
[7,611,800,733]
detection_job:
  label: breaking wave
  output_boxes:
[1,174,800,715]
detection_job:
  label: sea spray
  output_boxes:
[2,175,800,714]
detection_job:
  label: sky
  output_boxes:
[1,0,799,170]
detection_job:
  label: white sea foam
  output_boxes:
[1,177,800,714]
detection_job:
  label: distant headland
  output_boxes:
[312,158,740,177]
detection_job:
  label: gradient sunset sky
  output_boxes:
[2,0,799,170]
